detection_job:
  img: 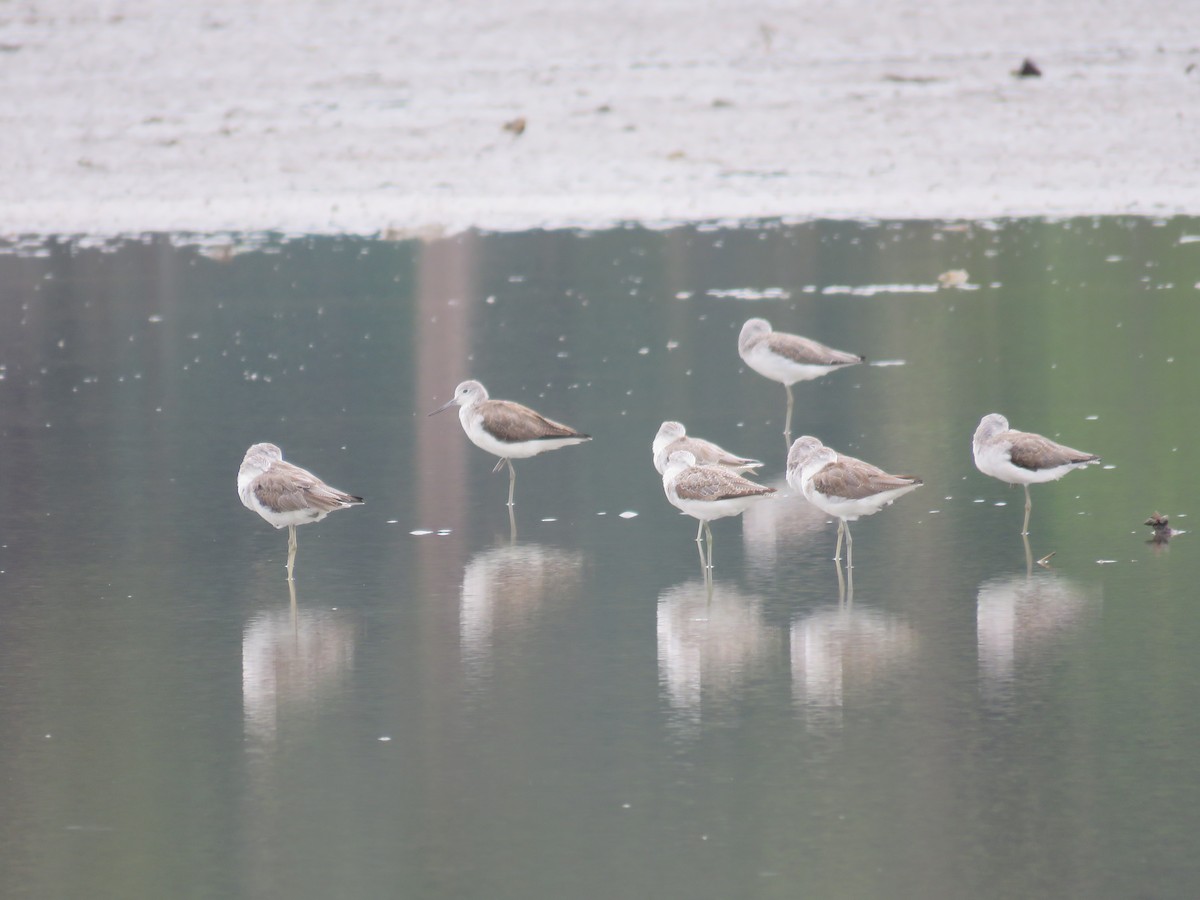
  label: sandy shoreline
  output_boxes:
[2,0,1198,237]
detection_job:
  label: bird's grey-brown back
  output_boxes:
[1009,432,1099,471]
[481,398,590,444]
[809,455,923,500]
[667,455,776,503]
[740,318,863,367]
[254,461,363,516]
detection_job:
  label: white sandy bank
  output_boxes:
[1,0,1198,237]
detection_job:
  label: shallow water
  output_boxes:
[2,219,1199,899]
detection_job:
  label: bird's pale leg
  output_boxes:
[286,524,298,581]
[508,503,517,543]
[783,384,794,440]
[1022,484,1032,536]
[705,522,715,571]
[506,459,517,507]
[287,578,298,638]
[845,521,854,570]
[833,519,844,561]
[695,519,705,542]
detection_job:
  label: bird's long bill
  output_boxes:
[427,397,457,416]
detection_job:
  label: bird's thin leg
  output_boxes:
[286,525,298,582]
[492,457,506,474]
[705,522,715,571]
[845,521,854,570]
[834,519,844,561]
[784,384,794,440]
[695,519,705,542]
[506,459,517,507]
[1022,484,1032,536]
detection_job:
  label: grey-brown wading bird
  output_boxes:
[661,450,776,571]
[651,420,763,475]
[972,413,1101,535]
[786,436,923,569]
[429,380,591,507]
[738,318,864,438]
[238,443,364,581]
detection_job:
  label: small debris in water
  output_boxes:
[1013,58,1042,78]
[541,517,557,523]
[1145,512,1181,543]
[822,283,939,296]
[378,736,392,742]
[937,269,969,289]
[1096,559,1118,565]
[410,529,433,536]
[705,287,790,301]
[619,511,638,519]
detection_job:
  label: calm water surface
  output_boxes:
[2,219,1199,899]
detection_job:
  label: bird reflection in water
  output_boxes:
[741,476,836,577]
[656,579,780,733]
[975,552,1098,701]
[460,542,583,685]
[789,568,918,727]
[242,580,357,744]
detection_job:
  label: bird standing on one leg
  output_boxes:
[737,318,863,440]
[429,380,590,507]
[661,450,776,572]
[237,443,364,581]
[972,413,1101,535]
[786,436,922,569]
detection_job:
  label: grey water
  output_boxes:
[1,218,1199,899]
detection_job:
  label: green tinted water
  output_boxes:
[1,218,1198,898]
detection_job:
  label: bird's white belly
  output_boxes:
[464,412,575,459]
[669,492,759,523]
[803,480,918,521]
[241,484,328,529]
[743,345,835,385]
